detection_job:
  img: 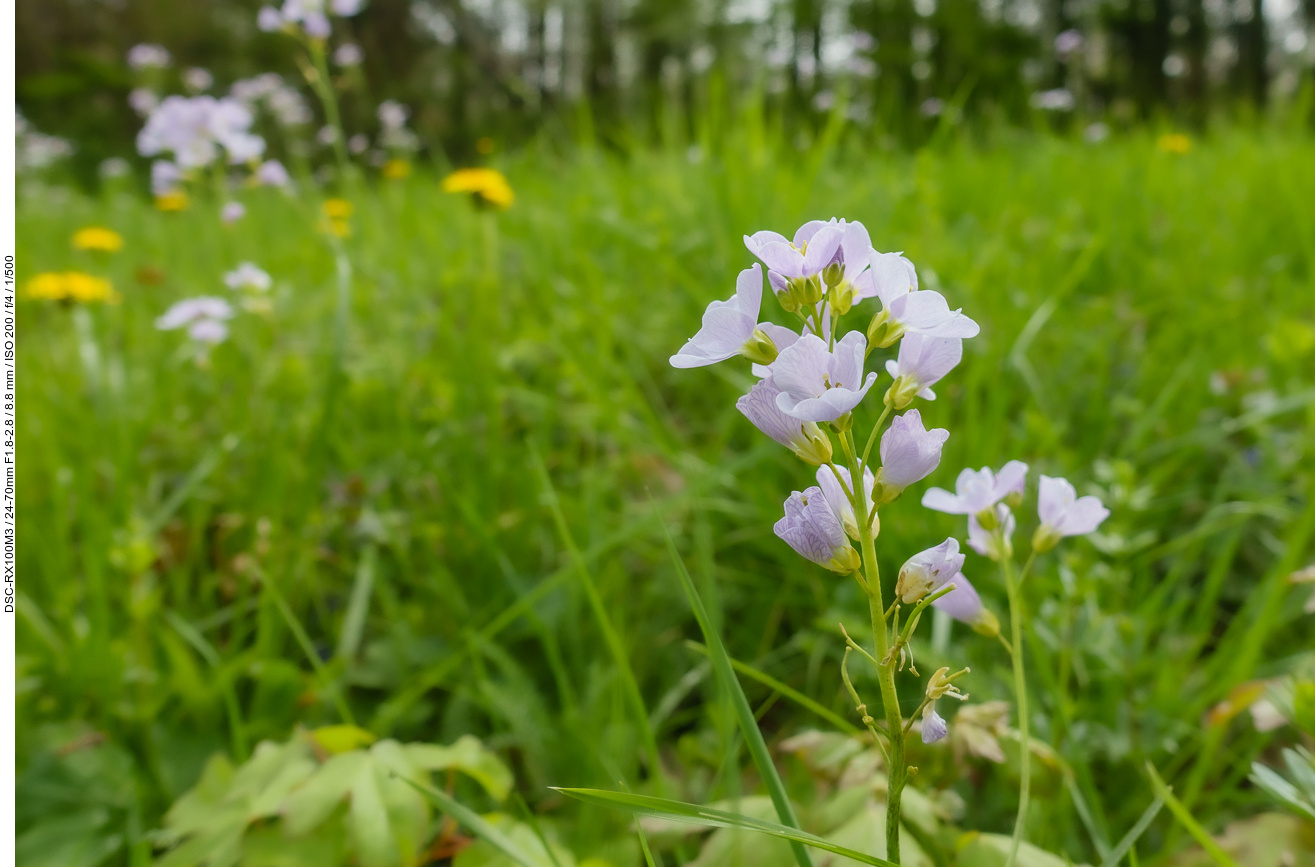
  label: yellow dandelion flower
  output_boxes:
[72,226,124,252]
[382,158,412,180]
[1157,133,1192,155]
[155,191,191,212]
[323,198,354,219]
[442,167,514,209]
[25,271,120,304]
[326,218,352,238]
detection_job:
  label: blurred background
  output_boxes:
[14,2,1315,867]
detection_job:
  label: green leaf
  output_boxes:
[550,788,897,867]
[1145,761,1240,867]
[348,760,396,867]
[311,725,377,755]
[453,814,578,867]
[15,809,122,867]
[954,832,1091,867]
[1098,797,1163,867]
[282,751,369,837]
[404,734,514,801]
[401,775,543,867]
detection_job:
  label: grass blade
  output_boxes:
[335,544,376,662]
[402,777,541,867]
[684,641,861,736]
[652,499,814,867]
[1097,797,1163,867]
[553,788,895,867]
[1144,762,1239,867]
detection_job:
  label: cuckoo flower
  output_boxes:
[670,264,781,368]
[875,409,949,503]
[774,487,861,574]
[772,331,878,422]
[744,222,843,281]
[256,159,291,187]
[884,333,963,408]
[1033,475,1109,551]
[816,462,877,541]
[736,377,833,466]
[968,504,1015,561]
[224,262,272,292]
[895,538,966,604]
[921,461,1029,525]
[157,297,235,344]
[864,250,980,348]
[922,707,949,744]
[921,667,969,743]
[931,573,1000,636]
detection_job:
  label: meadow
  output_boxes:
[15,124,1315,867]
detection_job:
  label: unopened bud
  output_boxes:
[741,327,779,366]
[830,412,853,433]
[802,275,825,306]
[873,474,903,506]
[970,607,1000,637]
[1032,524,1061,553]
[1004,490,1024,509]
[866,309,905,349]
[975,507,998,531]
[831,281,855,315]
[822,261,845,288]
[827,546,863,575]
[884,376,919,410]
[792,422,833,467]
[896,564,935,605]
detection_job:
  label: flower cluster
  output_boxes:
[137,96,267,170]
[258,0,364,39]
[157,297,235,344]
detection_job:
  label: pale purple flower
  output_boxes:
[875,409,948,501]
[127,44,171,70]
[895,538,965,604]
[671,264,777,368]
[1054,29,1084,58]
[224,263,272,292]
[221,202,246,223]
[378,100,409,131]
[257,6,284,30]
[1033,475,1109,550]
[348,133,370,154]
[316,125,339,146]
[967,505,1015,561]
[230,73,284,104]
[256,159,291,187]
[816,462,876,540]
[183,68,214,93]
[772,331,878,422]
[137,96,265,169]
[151,160,182,195]
[863,250,979,345]
[774,487,860,574]
[188,319,230,344]
[334,43,364,66]
[735,377,832,466]
[268,88,312,126]
[157,297,235,343]
[331,0,364,14]
[304,12,331,38]
[747,222,844,280]
[129,87,160,117]
[922,706,948,744]
[884,333,963,405]
[931,573,982,621]
[921,461,1029,516]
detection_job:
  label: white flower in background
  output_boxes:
[137,96,266,168]
[1032,475,1109,551]
[874,409,948,503]
[968,504,1015,561]
[157,297,235,344]
[317,125,339,146]
[151,160,182,195]
[922,461,1029,519]
[771,331,879,422]
[670,264,780,368]
[267,87,312,126]
[331,0,364,14]
[816,462,876,541]
[127,44,171,69]
[334,43,364,66]
[230,73,284,104]
[257,5,284,31]
[129,87,160,117]
[183,67,214,93]
[735,377,834,466]
[99,157,131,179]
[15,113,74,171]
[303,13,331,37]
[348,134,370,155]
[255,159,291,187]
[224,263,272,292]
[884,333,963,407]
[221,202,246,223]
[1030,89,1075,111]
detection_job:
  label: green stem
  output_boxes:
[304,40,353,182]
[1003,553,1029,867]
[860,406,893,471]
[842,428,904,864]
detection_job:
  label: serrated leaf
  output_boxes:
[349,761,397,867]
[282,751,369,837]
[404,735,513,801]
[551,789,897,867]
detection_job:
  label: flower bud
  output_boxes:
[831,281,855,316]
[802,275,825,306]
[1032,524,1061,553]
[970,607,1000,637]
[975,506,998,531]
[822,261,846,288]
[792,422,833,467]
[866,309,905,349]
[827,546,863,575]
[884,376,919,410]
[741,327,780,366]
[1004,490,1024,509]
[830,411,853,433]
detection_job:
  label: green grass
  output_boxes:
[16,125,1315,866]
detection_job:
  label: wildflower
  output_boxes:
[967,504,1015,562]
[1157,133,1191,155]
[773,487,861,574]
[99,158,131,179]
[72,227,124,253]
[816,462,877,541]
[129,87,160,117]
[922,707,948,744]
[874,409,948,503]
[137,95,266,168]
[157,296,234,343]
[921,666,970,744]
[303,13,331,38]
[378,100,410,131]
[257,6,284,31]
[382,158,411,179]
[864,252,979,348]
[26,272,120,304]
[883,333,963,408]
[323,198,353,218]
[267,88,312,126]
[1032,475,1109,552]
[224,262,272,292]
[745,222,845,286]
[255,159,291,187]
[331,0,364,14]
[183,68,214,93]
[155,191,190,212]
[930,573,1000,636]
[670,265,782,368]
[221,202,246,223]
[442,168,514,208]
[334,43,363,66]
[1030,89,1075,111]
[127,44,171,69]
[921,460,1029,527]
[1054,29,1084,57]
[895,538,965,605]
[771,332,879,423]
[735,377,833,466]
[152,160,182,195]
